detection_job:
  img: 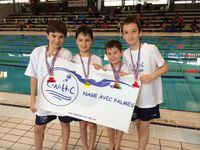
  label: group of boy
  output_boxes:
[25,16,168,150]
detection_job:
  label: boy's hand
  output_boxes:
[30,106,37,112]
[93,63,103,70]
[30,97,37,112]
[140,63,168,84]
[139,74,154,84]
[70,60,76,63]
[120,71,128,76]
[30,77,37,112]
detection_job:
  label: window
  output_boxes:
[0,0,29,4]
[125,0,138,6]
[104,0,122,6]
[104,0,168,6]
[174,0,192,4]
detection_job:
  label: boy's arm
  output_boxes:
[93,56,104,70]
[140,62,168,84]
[93,63,105,70]
[30,77,37,112]
[120,71,128,76]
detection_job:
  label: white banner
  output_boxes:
[36,58,140,132]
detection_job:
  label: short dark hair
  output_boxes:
[46,20,67,37]
[75,26,93,40]
[105,40,122,54]
[121,16,141,33]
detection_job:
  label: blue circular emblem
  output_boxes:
[42,67,79,106]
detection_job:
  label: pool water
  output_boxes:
[0,35,200,112]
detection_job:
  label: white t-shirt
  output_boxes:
[25,45,72,116]
[72,54,102,67]
[123,43,165,108]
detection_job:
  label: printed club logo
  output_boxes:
[42,67,79,106]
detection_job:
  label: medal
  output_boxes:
[84,81,90,88]
[111,62,122,89]
[130,44,141,88]
[79,53,91,88]
[113,82,121,89]
[132,81,139,88]
[47,76,56,83]
[45,46,60,83]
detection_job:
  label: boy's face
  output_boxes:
[106,47,122,66]
[47,32,65,49]
[76,33,93,53]
[122,23,141,46]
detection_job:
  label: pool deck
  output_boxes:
[0,31,200,149]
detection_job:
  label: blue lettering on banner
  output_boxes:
[82,92,134,108]
[47,83,75,94]
[83,91,97,98]
[99,95,113,101]
[113,98,134,108]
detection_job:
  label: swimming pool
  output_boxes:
[0,35,200,112]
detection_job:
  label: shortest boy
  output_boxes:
[104,40,129,150]
[25,20,74,150]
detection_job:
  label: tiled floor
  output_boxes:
[0,92,200,150]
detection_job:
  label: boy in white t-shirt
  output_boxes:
[25,20,74,150]
[103,40,129,150]
[121,17,168,150]
[72,26,102,150]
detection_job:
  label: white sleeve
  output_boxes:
[122,57,128,66]
[103,64,110,71]
[24,48,39,78]
[152,45,165,67]
[98,57,103,66]
[122,50,129,66]
[64,50,72,61]
[121,64,130,73]
[92,55,103,66]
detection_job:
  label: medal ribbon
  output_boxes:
[79,54,91,82]
[130,44,141,81]
[45,46,60,76]
[111,62,122,84]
